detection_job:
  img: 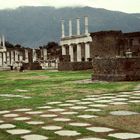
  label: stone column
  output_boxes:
[84,16,89,35]
[10,51,14,65]
[7,52,10,65]
[15,50,19,62]
[69,45,74,62]
[2,35,5,48]
[25,49,29,63]
[3,52,6,66]
[33,49,37,62]
[77,44,82,62]
[61,19,65,38]
[76,18,80,36]
[85,43,90,61]
[43,48,47,61]
[69,19,72,37]
[62,45,66,55]
[0,53,2,66]
[0,37,1,46]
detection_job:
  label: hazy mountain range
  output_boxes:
[0,6,140,48]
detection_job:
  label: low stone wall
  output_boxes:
[58,62,92,71]
[23,62,42,70]
[92,57,140,81]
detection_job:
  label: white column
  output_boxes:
[7,52,10,65]
[33,49,37,62]
[43,48,47,61]
[0,53,2,66]
[15,50,19,62]
[25,49,29,63]
[0,37,1,46]
[3,52,6,65]
[11,51,14,65]
[77,44,82,62]
[85,43,90,61]
[2,35,5,48]
[61,20,65,38]
[76,18,80,35]
[19,54,23,62]
[69,19,72,37]
[62,45,66,55]
[69,45,74,62]
[84,16,89,35]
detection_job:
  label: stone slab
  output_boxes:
[89,104,108,108]
[37,106,52,109]
[110,111,139,116]
[14,108,32,112]
[14,117,31,121]
[61,111,78,115]
[26,121,44,125]
[0,110,10,114]
[42,125,62,130]
[6,129,31,135]
[53,118,71,122]
[70,106,87,110]
[69,122,90,127]
[25,111,43,115]
[55,130,80,136]
[40,114,57,118]
[21,134,48,140]
[77,115,98,119]
[66,100,80,103]
[77,138,107,140]
[108,133,140,139]
[0,124,16,129]
[3,113,19,117]
[87,127,114,132]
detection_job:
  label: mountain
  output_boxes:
[0,6,140,48]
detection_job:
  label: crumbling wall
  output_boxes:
[92,57,140,81]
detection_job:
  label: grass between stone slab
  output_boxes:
[0,70,140,140]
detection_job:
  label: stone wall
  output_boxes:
[90,31,123,58]
[92,57,140,81]
[58,62,92,71]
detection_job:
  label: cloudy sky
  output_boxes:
[0,0,139,13]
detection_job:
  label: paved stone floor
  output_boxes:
[0,91,140,139]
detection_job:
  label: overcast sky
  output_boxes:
[0,0,139,13]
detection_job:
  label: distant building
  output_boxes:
[0,37,60,70]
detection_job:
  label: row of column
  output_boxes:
[0,50,29,66]
[62,42,90,62]
[61,16,89,38]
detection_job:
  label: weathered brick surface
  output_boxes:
[58,62,92,71]
[92,57,140,81]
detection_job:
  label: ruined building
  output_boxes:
[59,17,140,81]
[0,37,60,70]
